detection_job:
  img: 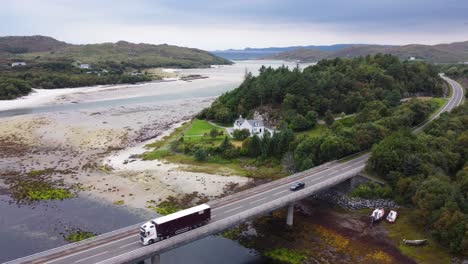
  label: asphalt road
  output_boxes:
[4,76,464,264]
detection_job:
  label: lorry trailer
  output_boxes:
[140,204,211,245]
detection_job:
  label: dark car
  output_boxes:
[290,182,305,191]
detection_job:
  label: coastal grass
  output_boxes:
[65,231,96,242]
[143,121,191,151]
[384,208,451,264]
[164,154,286,179]
[113,200,125,205]
[264,248,308,264]
[5,169,76,204]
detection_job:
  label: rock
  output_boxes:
[311,189,399,210]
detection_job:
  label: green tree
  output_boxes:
[194,149,207,161]
[233,129,250,140]
[325,110,335,126]
[209,128,219,138]
[248,134,262,157]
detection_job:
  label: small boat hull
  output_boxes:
[403,239,427,246]
[386,210,398,223]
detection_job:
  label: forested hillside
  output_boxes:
[366,103,468,255]
[200,54,444,126]
[0,62,152,100]
[191,55,446,171]
[0,36,231,68]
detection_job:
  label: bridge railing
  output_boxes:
[97,165,365,264]
[3,222,143,264]
[209,160,337,208]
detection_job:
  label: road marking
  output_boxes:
[212,161,358,211]
[43,236,135,263]
[273,189,289,196]
[249,197,267,204]
[74,251,109,263]
[340,164,355,171]
[119,242,138,249]
[223,206,243,214]
[211,214,217,218]
[212,160,366,212]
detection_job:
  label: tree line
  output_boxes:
[199,54,444,130]
[0,62,152,100]
[367,103,468,255]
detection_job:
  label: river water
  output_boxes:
[0,60,311,263]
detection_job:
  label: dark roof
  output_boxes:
[246,119,264,127]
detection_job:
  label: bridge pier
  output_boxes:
[147,254,160,264]
[286,203,294,226]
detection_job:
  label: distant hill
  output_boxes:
[0,36,231,68]
[266,41,468,63]
[0,35,69,54]
[212,44,361,60]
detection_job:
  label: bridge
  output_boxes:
[4,75,464,264]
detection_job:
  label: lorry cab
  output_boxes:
[139,204,211,246]
[140,221,158,245]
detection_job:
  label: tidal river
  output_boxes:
[0,60,312,263]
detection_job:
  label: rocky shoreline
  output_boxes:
[312,189,400,210]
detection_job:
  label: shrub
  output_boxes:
[350,182,392,199]
[209,128,219,138]
[194,149,207,161]
[233,129,250,140]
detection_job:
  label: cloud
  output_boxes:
[1,0,468,49]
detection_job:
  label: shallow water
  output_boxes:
[0,60,309,263]
[0,60,313,118]
[0,195,263,263]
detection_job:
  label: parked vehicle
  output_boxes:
[403,239,427,246]
[140,204,211,245]
[290,182,305,191]
[370,208,385,224]
[386,210,398,223]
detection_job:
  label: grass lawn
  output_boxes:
[336,115,356,127]
[183,119,227,143]
[185,119,223,136]
[296,124,328,138]
[144,121,191,150]
[384,208,451,264]
[142,119,286,179]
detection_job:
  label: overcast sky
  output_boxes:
[1,0,468,50]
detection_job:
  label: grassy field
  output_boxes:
[142,119,286,179]
[183,119,226,143]
[296,124,328,138]
[384,209,451,264]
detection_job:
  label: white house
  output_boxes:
[232,115,273,138]
[79,63,90,69]
[11,62,26,67]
